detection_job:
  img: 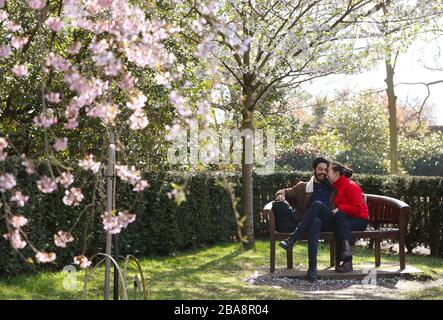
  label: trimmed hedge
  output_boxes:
[1,159,443,275]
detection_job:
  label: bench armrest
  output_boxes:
[263,201,275,233]
[365,194,410,228]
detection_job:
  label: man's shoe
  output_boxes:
[278,240,294,252]
[336,261,353,273]
[306,267,318,282]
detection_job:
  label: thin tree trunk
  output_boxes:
[104,132,115,299]
[382,2,398,175]
[241,85,255,250]
[385,55,398,174]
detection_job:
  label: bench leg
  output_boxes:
[270,236,276,273]
[330,239,336,267]
[287,248,293,269]
[399,233,406,270]
[375,239,381,267]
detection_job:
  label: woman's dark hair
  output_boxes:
[331,162,353,178]
[312,157,330,170]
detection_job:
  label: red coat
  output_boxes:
[332,175,369,220]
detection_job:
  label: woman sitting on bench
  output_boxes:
[328,162,369,272]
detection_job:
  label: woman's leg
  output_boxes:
[348,218,368,232]
[334,211,351,242]
[334,213,369,272]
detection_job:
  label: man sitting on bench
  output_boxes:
[274,157,336,282]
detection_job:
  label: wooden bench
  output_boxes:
[264,194,409,273]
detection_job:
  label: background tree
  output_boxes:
[175,0,386,249]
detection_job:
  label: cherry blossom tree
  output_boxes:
[173,0,389,249]
[1,0,217,299]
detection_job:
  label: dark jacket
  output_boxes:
[275,176,337,219]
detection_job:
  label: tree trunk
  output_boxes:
[385,56,398,174]
[241,85,255,250]
[104,132,115,299]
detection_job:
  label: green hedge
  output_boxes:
[0,161,238,275]
[1,159,443,275]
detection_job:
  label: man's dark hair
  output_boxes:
[312,157,330,170]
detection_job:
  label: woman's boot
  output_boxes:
[336,260,353,273]
[340,240,353,261]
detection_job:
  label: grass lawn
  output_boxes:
[1,239,443,300]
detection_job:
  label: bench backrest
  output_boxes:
[264,194,409,233]
[365,194,409,226]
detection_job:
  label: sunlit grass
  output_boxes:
[1,240,442,300]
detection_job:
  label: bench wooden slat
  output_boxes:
[274,230,399,238]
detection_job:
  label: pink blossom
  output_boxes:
[56,172,74,187]
[196,100,210,115]
[64,118,79,130]
[101,211,136,234]
[46,53,71,71]
[89,38,109,54]
[53,137,68,151]
[69,41,81,55]
[0,44,12,58]
[196,36,214,58]
[11,36,28,49]
[155,72,172,89]
[126,93,147,110]
[133,180,149,192]
[62,187,84,206]
[0,137,8,150]
[37,176,58,193]
[0,10,7,21]
[9,215,29,228]
[128,110,149,130]
[115,165,142,185]
[0,150,7,161]
[45,17,63,32]
[11,64,28,78]
[78,154,101,173]
[0,173,16,192]
[118,73,136,91]
[54,231,74,248]
[45,92,61,103]
[117,211,136,229]
[10,191,29,207]
[98,0,113,7]
[73,255,92,269]
[3,229,27,249]
[5,20,21,32]
[21,154,35,175]
[35,251,56,263]
[86,102,119,124]
[102,211,122,234]
[93,51,122,76]
[169,91,191,117]
[0,136,8,160]
[191,18,207,36]
[28,0,46,10]
[33,109,58,128]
